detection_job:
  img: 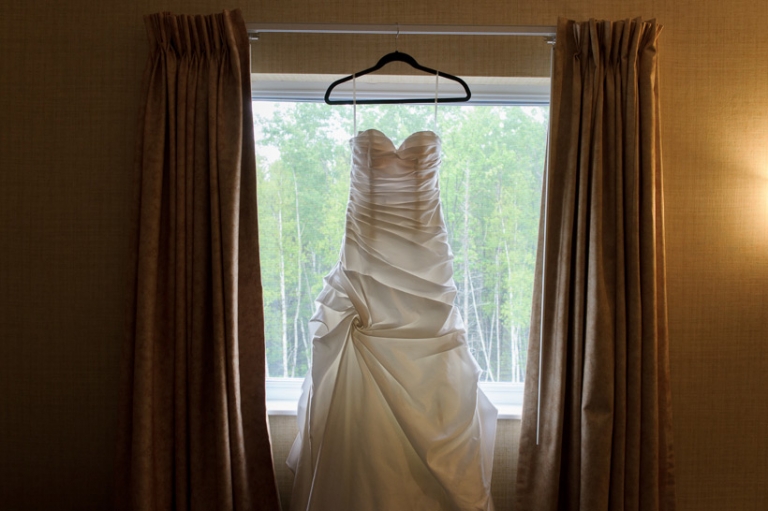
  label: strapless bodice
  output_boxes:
[351,128,440,152]
[349,129,441,210]
[351,129,440,173]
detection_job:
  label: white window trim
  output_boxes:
[255,72,549,421]
[267,378,523,419]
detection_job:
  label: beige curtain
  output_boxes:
[115,10,280,511]
[515,18,676,511]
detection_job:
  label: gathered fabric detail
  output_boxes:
[287,129,497,511]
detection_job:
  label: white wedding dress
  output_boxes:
[287,129,497,511]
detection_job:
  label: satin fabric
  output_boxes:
[287,129,497,511]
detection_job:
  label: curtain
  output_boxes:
[515,18,676,511]
[115,9,280,511]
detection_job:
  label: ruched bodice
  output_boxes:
[287,129,497,511]
[345,130,455,307]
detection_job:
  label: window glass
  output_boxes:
[255,100,548,384]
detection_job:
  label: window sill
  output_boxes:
[267,401,521,420]
[266,379,523,420]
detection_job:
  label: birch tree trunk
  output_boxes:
[501,209,520,382]
[494,249,501,380]
[469,271,494,381]
[277,185,289,377]
[291,169,302,377]
[462,166,470,351]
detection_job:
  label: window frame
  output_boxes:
[252,73,550,105]
[253,73,550,420]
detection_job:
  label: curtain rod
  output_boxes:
[246,23,557,40]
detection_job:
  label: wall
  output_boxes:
[1,0,767,510]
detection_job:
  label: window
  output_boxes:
[253,74,549,418]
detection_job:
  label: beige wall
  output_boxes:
[1,1,767,510]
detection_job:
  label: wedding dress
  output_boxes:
[287,129,497,511]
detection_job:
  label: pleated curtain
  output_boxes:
[115,9,280,511]
[515,18,676,511]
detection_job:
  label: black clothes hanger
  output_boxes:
[324,51,471,105]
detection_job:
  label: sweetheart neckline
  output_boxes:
[352,129,440,152]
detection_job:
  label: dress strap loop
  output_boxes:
[434,72,439,132]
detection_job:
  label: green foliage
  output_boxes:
[255,101,548,381]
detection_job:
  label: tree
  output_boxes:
[255,101,548,382]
